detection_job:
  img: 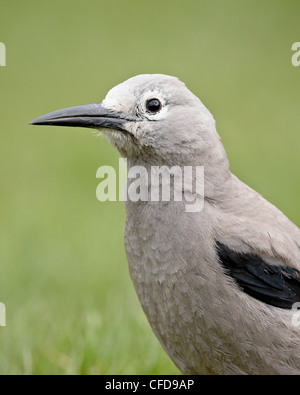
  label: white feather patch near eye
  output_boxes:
[102,84,137,114]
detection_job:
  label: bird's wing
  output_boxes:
[215,175,300,309]
[216,241,300,309]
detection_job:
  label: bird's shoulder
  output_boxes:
[215,174,300,265]
[212,174,300,309]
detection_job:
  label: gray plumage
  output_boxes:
[31,74,300,375]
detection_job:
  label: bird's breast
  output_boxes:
[124,200,221,374]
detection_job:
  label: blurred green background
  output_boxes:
[0,0,299,375]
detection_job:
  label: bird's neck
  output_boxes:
[126,141,231,202]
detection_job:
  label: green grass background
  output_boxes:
[0,0,300,375]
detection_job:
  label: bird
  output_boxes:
[30,74,300,375]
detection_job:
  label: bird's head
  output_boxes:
[31,74,225,167]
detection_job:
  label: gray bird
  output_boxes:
[30,74,300,375]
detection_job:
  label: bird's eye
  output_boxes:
[146,98,162,114]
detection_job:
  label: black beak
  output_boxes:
[30,103,128,132]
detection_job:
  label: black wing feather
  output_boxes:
[216,242,300,309]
